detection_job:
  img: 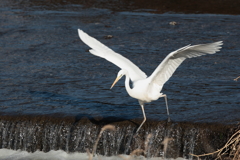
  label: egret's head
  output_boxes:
[110,70,126,89]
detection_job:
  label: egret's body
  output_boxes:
[127,77,162,103]
[78,29,223,132]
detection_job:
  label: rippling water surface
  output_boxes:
[0,0,240,124]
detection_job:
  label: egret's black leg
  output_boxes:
[136,104,146,132]
[160,94,171,122]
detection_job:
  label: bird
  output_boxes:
[78,29,223,132]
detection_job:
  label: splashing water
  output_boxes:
[0,149,186,160]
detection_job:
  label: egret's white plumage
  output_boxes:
[78,30,147,82]
[78,29,223,132]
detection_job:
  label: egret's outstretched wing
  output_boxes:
[78,29,147,82]
[148,41,223,89]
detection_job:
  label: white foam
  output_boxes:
[0,149,186,160]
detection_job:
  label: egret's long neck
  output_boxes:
[124,73,133,96]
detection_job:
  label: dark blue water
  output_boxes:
[0,1,240,124]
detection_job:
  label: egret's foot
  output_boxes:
[133,127,141,138]
[135,125,143,133]
[133,132,139,138]
[167,116,171,123]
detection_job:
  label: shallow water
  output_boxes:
[0,1,240,124]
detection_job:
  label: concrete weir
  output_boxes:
[0,114,237,159]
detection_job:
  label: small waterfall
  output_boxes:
[0,115,235,159]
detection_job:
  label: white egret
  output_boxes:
[78,29,223,132]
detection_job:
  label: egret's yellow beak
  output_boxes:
[110,75,121,89]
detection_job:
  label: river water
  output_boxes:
[1,0,239,123]
[0,0,240,159]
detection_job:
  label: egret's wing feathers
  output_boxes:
[78,29,147,81]
[148,41,223,89]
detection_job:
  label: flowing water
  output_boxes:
[0,149,187,160]
[0,0,240,159]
